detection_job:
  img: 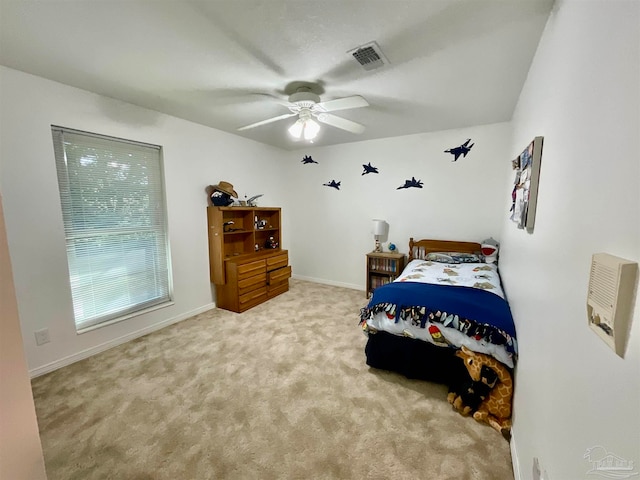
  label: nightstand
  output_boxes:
[366,252,406,298]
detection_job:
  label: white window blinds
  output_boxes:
[52,126,172,331]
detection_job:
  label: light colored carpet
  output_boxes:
[32,279,514,480]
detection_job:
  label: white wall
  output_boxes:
[499,1,640,479]
[0,194,47,480]
[3,4,639,476]
[283,123,512,289]
[0,63,515,373]
[0,66,285,375]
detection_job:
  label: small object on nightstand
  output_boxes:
[372,219,388,253]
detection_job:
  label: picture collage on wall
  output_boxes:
[509,136,543,234]
[303,138,475,192]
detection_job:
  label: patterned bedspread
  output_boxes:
[396,259,506,298]
[360,259,517,368]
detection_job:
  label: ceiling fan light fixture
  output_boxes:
[303,118,320,140]
[288,117,320,141]
[288,119,304,138]
[240,83,368,139]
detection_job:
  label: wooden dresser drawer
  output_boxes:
[239,286,267,310]
[267,282,289,298]
[237,259,266,278]
[238,272,267,294]
[266,253,288,272]
[267,265,291,285]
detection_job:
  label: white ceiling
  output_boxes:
[0,0,554,150]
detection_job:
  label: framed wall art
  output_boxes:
[509,136,544,233]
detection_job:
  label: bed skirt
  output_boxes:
[364,331,470,387]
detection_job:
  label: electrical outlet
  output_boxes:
[34,328,50,346]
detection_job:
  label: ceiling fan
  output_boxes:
[237,84,369,140]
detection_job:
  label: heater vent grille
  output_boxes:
[348,42,388,71]
[586,252,638,357]
[589,261,617,312]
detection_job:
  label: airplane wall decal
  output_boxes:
[323,180,341,190]
[301,155,318,164]
[362,162,379,175]
[397,177,423,189]
[445,139,474,161]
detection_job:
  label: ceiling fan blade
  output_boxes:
[316,113,366,134]
[252,93,294,108]
[316,95,369,112]
[237,113,297,131]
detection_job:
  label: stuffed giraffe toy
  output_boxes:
[448,345,513,439]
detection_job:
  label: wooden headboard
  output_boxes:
[408,238,482,262]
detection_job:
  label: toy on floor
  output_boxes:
[447,346,513,439]
[447,370,496,416]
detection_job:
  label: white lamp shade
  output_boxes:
[372,219,388,236]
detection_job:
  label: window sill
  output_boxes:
[76,300,175,334]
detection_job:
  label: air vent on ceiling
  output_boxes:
[348,42,388,71]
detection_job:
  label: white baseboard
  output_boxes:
[291,274,362,292]
[510,425,522,480]
[29,303,215,378]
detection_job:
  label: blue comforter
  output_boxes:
[370,281,516,338]
[362,280,517,360]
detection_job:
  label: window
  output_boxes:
[52,126,172,332]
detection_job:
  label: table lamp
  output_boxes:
[372,219,388,252]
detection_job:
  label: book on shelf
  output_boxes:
[370,257,399,273]
[370,275,399,290]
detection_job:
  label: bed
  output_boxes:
[359,238,517,389]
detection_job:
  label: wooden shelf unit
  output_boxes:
[366,252,406,298]
[207,206,291,312]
